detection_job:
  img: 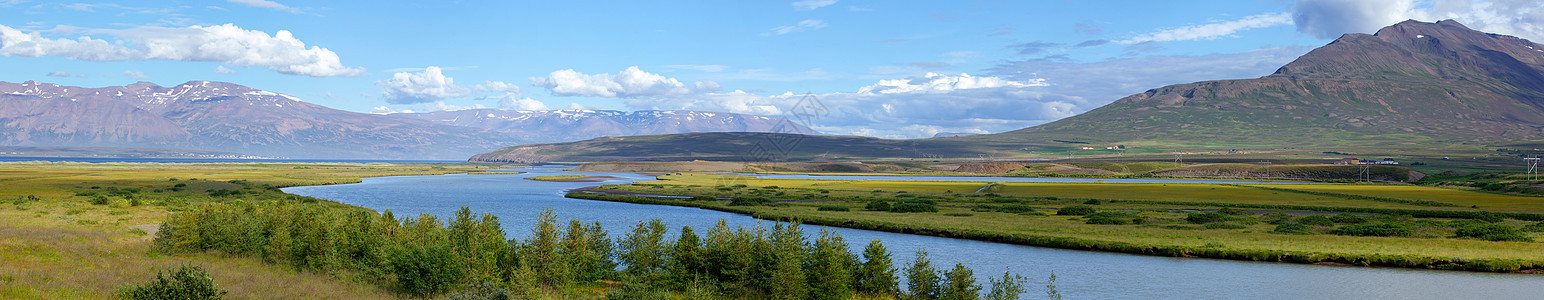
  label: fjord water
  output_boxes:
[283,166,1542,299]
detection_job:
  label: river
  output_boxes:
[282,165,1543,299]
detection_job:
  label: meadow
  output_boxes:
[0,162,485,298]
[580,173,1544,272]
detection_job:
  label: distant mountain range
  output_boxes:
[0,81,806,159]
[471,20,1544,163]
[393,109,805,145]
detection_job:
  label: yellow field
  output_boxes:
[0,162,494,299]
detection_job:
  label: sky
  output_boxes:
[3,0,1543,139]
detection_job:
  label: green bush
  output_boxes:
[995,204,1035,214]
[1083,211,1137,225]
[1055,205,1096,216]
[1185,212,1227,224]
[728,197,771,206]
[1330,223,1413,237]
[865,201,892,211]
[1273,222,1309,234]
[817,205,850,212]
[943,213,973,217]
[90,195,111,205]
[1216,208,1252,215]
[388,244,465,297]
[1455,223,1531,242]
[1298,215,1335,226]
[1330,214,1368,224]
[1525,221,1544,232]
[890,202,938,213]
[971,205,997,212]
[119,265,228,300]
[1082,199,1103,205]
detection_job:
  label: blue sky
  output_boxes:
[3,0,1543,138]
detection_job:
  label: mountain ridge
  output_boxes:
[471,20,1544,163]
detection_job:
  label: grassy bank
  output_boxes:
[0,162,497,298]
[572,173,1544,273]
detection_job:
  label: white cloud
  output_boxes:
[531,66,717,98]
[1291,0,1544,42]
[623,73,1057,138]
[228,0,303,14]
[1119,13,1293,44]
[857,72,1047,94]
[792,0,837,11]
[499,95,549,111]
[46,71,71,77]
[122,70,147,79]
[566,103,585,110]
[377,66,472,104]
[0,23,363,77]
[764,20,827,36]
[215,65,236,74]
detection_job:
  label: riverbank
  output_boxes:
[565,173,1544,274]
[0,162,506,298]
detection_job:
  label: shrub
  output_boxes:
[1216,208,1252,215]
[119,265,228,300]
[995,204,1036,214]
[690,195,715,201]
[1525,221,1544,232]
[1185,212,1227,224]
[1261,212,1292,225]
[865,201,892,211]
[1330,214,1368,224]
[1455,223,1531,242]
[388,244,464,297]
[1082,199,1103,205]
[1083,211,1137,225]
[817,205,851,212]
[1298,215,1335,226]
[890,202,938,213]
[1055,205,1096,216]
[1330,223,1413,237]
[943,213,973,217]
[90,195,111,205]
[971,205,997,212]
[1273,222,1309,234]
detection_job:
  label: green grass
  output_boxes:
[581,173,1544,272]
[0,162,496,299]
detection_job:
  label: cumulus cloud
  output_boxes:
[792,0,837,10]
[215,65,236,74]
[764,20,827,36]
[0,23,363,77]
[1291,0,1544,42]
[1119,13,1293,44]
[499,95,550,111]
[623,73,1057,138]
[530,66,719,98]
[227,0,302,14]
[377,66,471,104]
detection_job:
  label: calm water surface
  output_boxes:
[283,166,1543,299]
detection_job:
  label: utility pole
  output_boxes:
[1527,157,1541,181]
[1260,161,1272,181]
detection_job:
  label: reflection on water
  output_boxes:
[283,166,1542,299]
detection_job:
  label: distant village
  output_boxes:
[1333,157,1399,165]
[1077,145,1125,150]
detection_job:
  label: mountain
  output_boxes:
[393,109,812,144]
[471,20,1544,163]
[974,19,1544,146]
[0,80,515,160]
[0,80,811,160]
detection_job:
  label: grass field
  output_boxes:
[583,173,1544,272]
[0,162,499,299]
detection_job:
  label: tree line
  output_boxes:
[154,202,1038,298]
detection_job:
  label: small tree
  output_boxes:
[120,265,228,300]
[941,263,981,300]
[856,239,899,297]
[905,249,941,299]
[987,268,1028,300]
[807,229,855,300]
